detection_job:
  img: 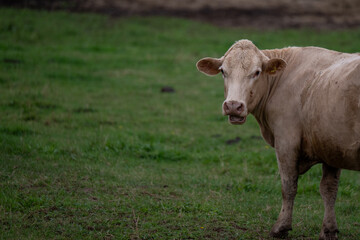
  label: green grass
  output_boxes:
[1,8,360,239]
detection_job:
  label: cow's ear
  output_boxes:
[263,58,287,75]
[196,57,223,76]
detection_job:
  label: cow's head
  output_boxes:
[196,40,286,125]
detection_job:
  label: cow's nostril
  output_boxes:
[224,101,245,115]
[223,102,230,113]
[236,104,243,113]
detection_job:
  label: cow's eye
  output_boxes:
[253,70,261,78]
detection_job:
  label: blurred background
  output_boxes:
[3,0,360,29]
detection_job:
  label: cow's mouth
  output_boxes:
[229,115,247,125]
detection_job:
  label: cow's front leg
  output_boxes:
[270,147,299,238]
[319,163,341,240]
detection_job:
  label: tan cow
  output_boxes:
[196,40,360,240]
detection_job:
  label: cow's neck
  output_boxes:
[252,47,298,146]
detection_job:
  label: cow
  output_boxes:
[196,39,360,240]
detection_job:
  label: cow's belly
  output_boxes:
[301,108,360,170]
[302,133,360,171]
[301,100,360,170]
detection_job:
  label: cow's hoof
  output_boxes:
[269,226,291,239]
[319,229,339,240]
[269,230,288,239]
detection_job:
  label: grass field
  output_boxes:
[1,8,360,239]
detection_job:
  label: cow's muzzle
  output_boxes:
[223,100,247,125]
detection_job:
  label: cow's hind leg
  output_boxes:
[319,163,341,240]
